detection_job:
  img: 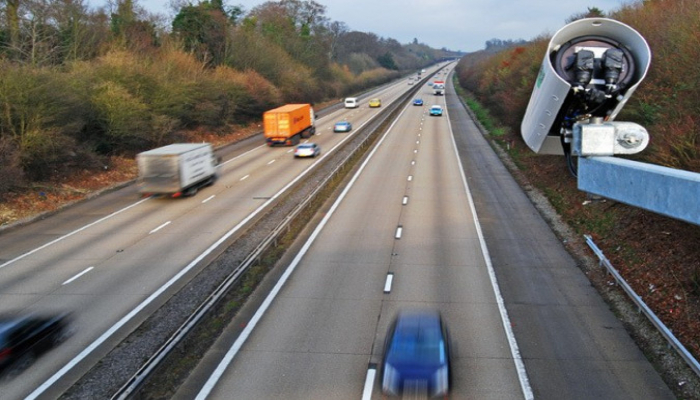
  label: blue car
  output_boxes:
[333,121,352,132]
[429,105,443,116]
[413,98,424,106]
[381,310,451,397]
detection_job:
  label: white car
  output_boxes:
[344,97,359,108]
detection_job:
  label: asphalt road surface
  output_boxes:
[176,66,674,399]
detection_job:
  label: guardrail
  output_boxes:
[111,78,424,399]
[585,234,700,377]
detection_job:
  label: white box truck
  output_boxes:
[137,143,218,197]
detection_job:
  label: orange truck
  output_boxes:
[263,104,316,146]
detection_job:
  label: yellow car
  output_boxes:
[369,98,381,108]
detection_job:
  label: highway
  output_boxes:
[176,66,676,399]
[0,62,676,399]
[0,67,429,399]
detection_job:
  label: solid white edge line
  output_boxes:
[195,98,412,400]
[26,96,400,398]
[444,93,534,400]
[28,113,376,398]
[62,266,94,286]
[0,198,150,271]
[361,367,377,400]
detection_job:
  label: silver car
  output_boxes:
[294,143,321,158]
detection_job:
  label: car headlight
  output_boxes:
[382,363,399,396]
[431,365,449,397]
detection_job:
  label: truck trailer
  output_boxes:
[136,143,218,197]
[263,104,316,146]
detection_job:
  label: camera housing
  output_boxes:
[521,18,651,155]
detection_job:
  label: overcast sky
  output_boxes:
[99,0,632,52]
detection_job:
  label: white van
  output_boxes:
[344,97,359,108]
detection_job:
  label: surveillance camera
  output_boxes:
[521,18,651,159]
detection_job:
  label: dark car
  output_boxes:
[413,98,424,106]
[381,310,451,397]
[0,312,71,378]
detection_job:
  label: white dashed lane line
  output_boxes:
[149,221,171,234]
[62,266,94,285]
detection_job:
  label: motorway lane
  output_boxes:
[182,63,675,400]
[185,63,527,399]
[0,68,437,399]
[444,76,675,399]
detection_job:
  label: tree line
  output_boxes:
[0,0,455,191]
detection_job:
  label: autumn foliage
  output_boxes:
[0,0,453,193]
[456,0,700,173]
[455,1,700,362]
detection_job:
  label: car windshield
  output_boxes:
[298,144,313,149]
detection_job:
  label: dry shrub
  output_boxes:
[212,66,282,111]
[611,0,700,172]
[0,137,25,193]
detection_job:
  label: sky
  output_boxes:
[95,0,632,52]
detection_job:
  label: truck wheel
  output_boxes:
[185,186,198,197]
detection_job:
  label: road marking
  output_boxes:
[384,273,394,293]
[62,267,94,285]
[395,226,403,239]
[0,198,150,271]
[416,140,420,144]
[29,88,402,400]
[402,196,409,205]
[411,160,416,165]
[287,149,294,153]
[445,98,534,400]
[149,221,171,234]
[267,159,276,165]
[202,195,215,203]
[240,175,250,181]
[407,175,413,181]
[362,365,377,400]
[414,149,418,154]
[193,98,413,400]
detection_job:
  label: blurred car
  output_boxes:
[381,310,451,397]
[344,97,359,108]
[407,80,414,85]
[369,98,382,108]
[413,98,424,106]
[333,121,353,132]
[427,82,434,86]
[0,312,71,378]
[294,142,320,158]
[429,105,443,116]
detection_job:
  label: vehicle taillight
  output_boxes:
[0,347,11,361]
